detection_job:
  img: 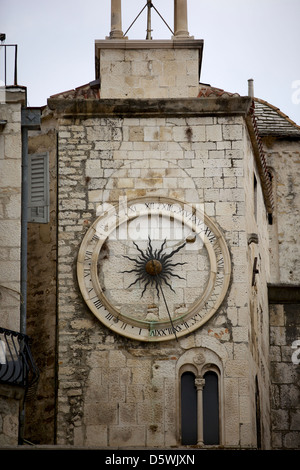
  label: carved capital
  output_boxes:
[195,377,205,390]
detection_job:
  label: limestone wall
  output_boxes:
[0,88,26,446]
[0,90,25,331]
[269,303,300,448]
[262,136,300,450]
[0,384,24,446]
[264,140,300,284]
[96,41,202,99]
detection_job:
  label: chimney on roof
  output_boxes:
[248,78,254,98]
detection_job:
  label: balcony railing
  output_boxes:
[0,44,18,86]
[0,327,39,389]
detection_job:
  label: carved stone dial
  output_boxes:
[77,197,231,342]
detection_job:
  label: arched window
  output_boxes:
[178,359,223,447]
[180,371,197,445]
[203,371,219,445]
[255,376,262,449]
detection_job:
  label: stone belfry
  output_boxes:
[95,0,203,98]
[109,0,190,38]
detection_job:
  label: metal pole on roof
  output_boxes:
[146,0,152,40]
[14,44,18,85]
[248,78,254,98]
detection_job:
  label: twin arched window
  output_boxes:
[181,369,220,446]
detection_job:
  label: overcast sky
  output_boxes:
[1,0,300,124]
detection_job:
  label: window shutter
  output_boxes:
[0,340,6,364]
[28,152,49,223]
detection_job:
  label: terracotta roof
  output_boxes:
[198,84,240,98]
[254,98,300,138]
[49,81,100,100]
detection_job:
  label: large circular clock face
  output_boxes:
[77,197,231,342]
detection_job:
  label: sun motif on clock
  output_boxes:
[122,237,187,298]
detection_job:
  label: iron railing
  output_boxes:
[0,44,18,86]
[0,327,39,389]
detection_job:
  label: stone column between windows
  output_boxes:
[195,377,205,446]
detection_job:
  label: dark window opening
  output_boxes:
[267,170,274,225]
[255,376,262,449]
[181,371,197,445]
[254,174,258,221]
[268,213,273,225]
[203,371,219,445]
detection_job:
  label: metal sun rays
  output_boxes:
[121,237,187,298]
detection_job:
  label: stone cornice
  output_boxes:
[95,39,204,50]
[47,96,252,119]
[268,284,300,304]
[3,86,27,104]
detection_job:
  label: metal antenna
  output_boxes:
[123,0,174,39]
[146,0,152,40]
[151,3,174,36]
[123,3,148,38]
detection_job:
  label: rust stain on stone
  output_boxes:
[141,178,163,187]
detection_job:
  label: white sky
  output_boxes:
[1,0,300,124]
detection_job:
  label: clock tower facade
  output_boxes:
[48,0,272,448]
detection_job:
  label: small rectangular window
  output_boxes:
[254,174,257,221]
[28,152,49,223]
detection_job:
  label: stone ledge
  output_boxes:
[95,39,204,50]
[268,284,300,304]
[2,86,27,104]
[47,97,252,119]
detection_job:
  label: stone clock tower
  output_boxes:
[44,0,273,448]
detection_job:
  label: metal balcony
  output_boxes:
[0,327,39,389]
[0,43,18,86]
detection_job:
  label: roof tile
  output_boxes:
[254,98,300,137]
